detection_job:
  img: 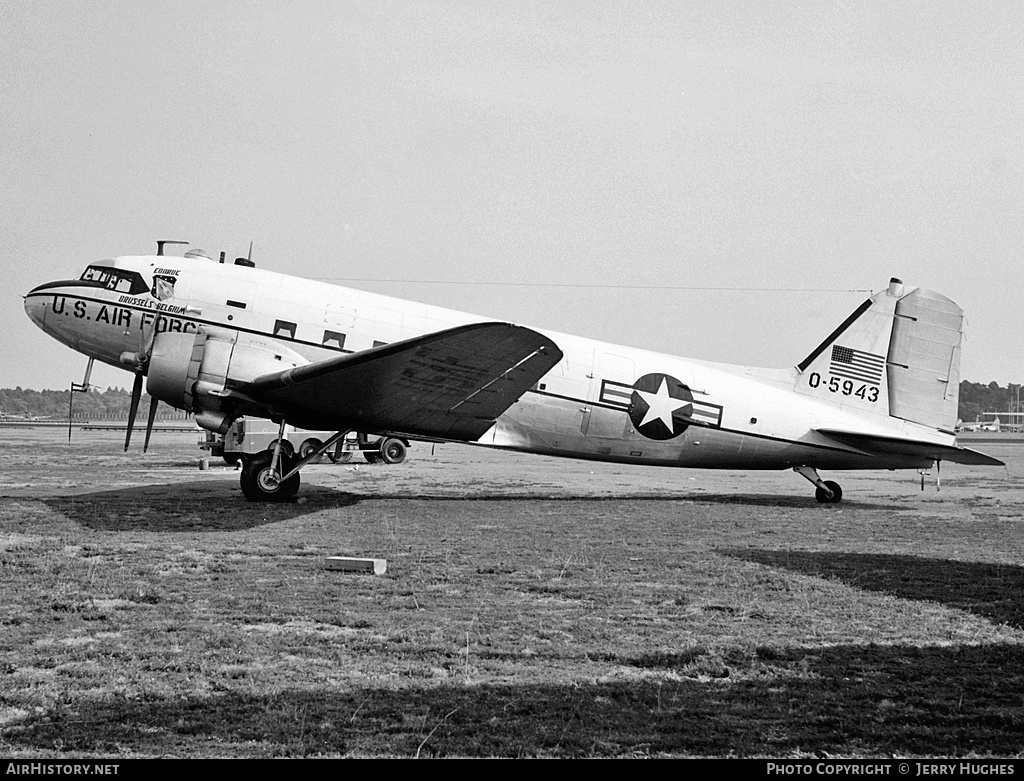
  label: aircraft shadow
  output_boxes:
[671,493,904,511]
[324,491,902,511]
[43,482,363,532]
[38,484,879,534]
[719,549,1024,630]
[5,643,1023,757]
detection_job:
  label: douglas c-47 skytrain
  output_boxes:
[24,243,1002,502]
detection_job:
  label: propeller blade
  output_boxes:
[138,320,157,366]
[143,396,159,453]
[125,372,143,451]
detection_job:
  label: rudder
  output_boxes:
[886,286,962,433]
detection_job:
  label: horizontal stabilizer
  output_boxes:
[242,322,562,441]
[816,428,1004,466]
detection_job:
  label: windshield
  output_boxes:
[79,265,150,296]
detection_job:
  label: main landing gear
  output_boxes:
[240,420,350,502]
[241,450,300,502]
[237,422,412,501]
[793,465,843,504]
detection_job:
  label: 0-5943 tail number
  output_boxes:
[807,372,880,402]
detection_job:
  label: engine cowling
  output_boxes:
[146,330,309,432]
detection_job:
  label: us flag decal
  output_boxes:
[830,345,885,386]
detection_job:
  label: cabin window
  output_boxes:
[323,330,346,349]
[273,319,297,339]
[373,340,388,348]
[226,300,247,309]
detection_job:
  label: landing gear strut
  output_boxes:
[241,450,300,502]
[239,422,351,502]
[793,466,843,504]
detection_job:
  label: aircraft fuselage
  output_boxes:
[26,254,947,475]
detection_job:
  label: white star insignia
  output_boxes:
[636,378,690,431]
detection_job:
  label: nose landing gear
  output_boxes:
[793,465,843,504]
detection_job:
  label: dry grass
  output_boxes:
[0,430,1022,757]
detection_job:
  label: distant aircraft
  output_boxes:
[24,244,1002,502]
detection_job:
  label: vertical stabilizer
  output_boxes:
[793,279,902,417]
[886,288,962,433]
[795,279,964,433]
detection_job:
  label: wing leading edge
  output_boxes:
[815,428,1005,466]
[241,322,563,441]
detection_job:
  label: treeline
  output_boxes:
[2,382,1019,424]
[0,387,167,420]
[958,381,1022,424]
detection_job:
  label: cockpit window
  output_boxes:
[78,265,151,296]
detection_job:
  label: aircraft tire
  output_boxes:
[328,451,353,463]
[364,451,382,463]
[299,439,323,460]
[815,480,842,504]
[379,438,407,465]
[241,451,300,502]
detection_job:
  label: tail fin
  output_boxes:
[795,278,962,433]
[886,286,962,433]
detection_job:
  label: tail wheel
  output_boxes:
[379,437,408,464]
[815,480,843,504]
[241,451,300,502]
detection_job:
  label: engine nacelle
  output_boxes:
[146,330,309,432]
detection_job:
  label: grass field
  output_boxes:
[1,429,1022,757]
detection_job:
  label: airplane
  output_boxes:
[24,243,1003,503]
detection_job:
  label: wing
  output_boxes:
[239,322,562,440]
[815,428,1005,466]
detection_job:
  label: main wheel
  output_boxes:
[379,437,407,464]
[815,480,842,504]
[240,451,300,502]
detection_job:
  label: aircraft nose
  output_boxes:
[24,287,48,329]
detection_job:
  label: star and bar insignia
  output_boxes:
[601,374,723,440]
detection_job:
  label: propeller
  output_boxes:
[125,373,144,451]
[142,395,160,453]
[124,317,159,451]
[124,247,206,450]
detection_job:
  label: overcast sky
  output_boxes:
[3,1,1022,391]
